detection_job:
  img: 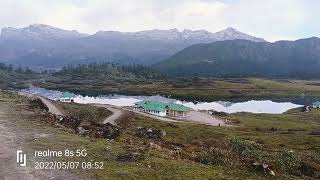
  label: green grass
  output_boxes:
[2,91,320,179]
[55,102,112,124]
[39,78,320,101]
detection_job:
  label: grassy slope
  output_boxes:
[55,102,112,125]
[2,91,320,179]
[40,78,320,101]
[0,69,39,90]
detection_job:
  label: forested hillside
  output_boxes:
[0,63,38,89]
[54,63,164,80]
[155,37,320,78]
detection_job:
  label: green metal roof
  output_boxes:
[136,101,167,111]
[167,103,192,111]
[62,92,76,99]
[135,100,147,106]
[135,100,192,112]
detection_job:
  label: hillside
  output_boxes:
[0,63,39,89]
[1,90,320,179]
[41,63,165,95]
[0,24,265,68]
[53,63,164,80]
[154,37,320,78]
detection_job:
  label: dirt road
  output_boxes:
[35,94,224,126]
[0,109,37,180]
[0,100,78,180]
[33,93,224,126]
[95,105,224,126]
[37,96,64,116]
[93,104,123,125]
[178,111,226,126]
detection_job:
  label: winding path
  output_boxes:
[37,96,64,116]
[92,104,123,125]
[0,97,78,179]
[30,93,225,126]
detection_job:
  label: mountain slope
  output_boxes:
[0,24,265,67]
[154,37,320,78]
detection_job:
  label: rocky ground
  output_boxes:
[0,94,81,180]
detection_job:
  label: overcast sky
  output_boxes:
[0,0,319,41]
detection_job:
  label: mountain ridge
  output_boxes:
[0,24,265,68]
[154,37,320,78]
[1,24,266,42]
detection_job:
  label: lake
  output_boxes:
[21,87,303,114]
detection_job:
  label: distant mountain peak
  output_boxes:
[214,27,266,42]
[224,27,238,32]
[91,27,265,43]
[1,24,87,41]
[29,23,54,28]
[0,24,267,68]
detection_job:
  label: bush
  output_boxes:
[273,150,301,175]
[230,138,263,159]
[194,147,233,166]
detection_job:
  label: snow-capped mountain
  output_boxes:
[0,24,266,67]
[1,24,87,41]
[212,27,265,42]
[94,27,265,43]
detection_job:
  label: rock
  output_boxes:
[166,123,178,128]
[299,161,320,178]
[253,162,276,176]
[169,147,182,157]
[33,133,51,141]
[135,127,166,139]
[148,142,162,150]
[255,127,264,131]
[77,127,88,136]
[269,169,276,176]
[302,106,311,112]
[308,130,320,135]
[80,122,121,139]
[116,151,141,162]
[29,98,49,112]
[209,110,228,116]
[59,116,82,129]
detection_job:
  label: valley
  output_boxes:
[0,89,319,179]
[39,76,320,102]
[1,24,320,180]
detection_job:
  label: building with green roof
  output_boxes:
[134,100,192,117]
[59,92,76,102]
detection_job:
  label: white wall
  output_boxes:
[60,98,73,102]
[144,110,167,117]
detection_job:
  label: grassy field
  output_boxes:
[39,78,320,101]
[55,102,112,125]
[1,91,320,179]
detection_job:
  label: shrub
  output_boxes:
[194,147,233,166]
[230,138,263,159]
[274,150,301,175]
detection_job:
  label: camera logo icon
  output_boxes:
[17,150,26,167]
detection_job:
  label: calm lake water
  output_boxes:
[21,87,303,114]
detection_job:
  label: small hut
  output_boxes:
[59,92,76,102]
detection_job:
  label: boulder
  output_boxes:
[135,127,166,139]
[80,122,121,139]
[29,98,49,112]
[253,162,276,176]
